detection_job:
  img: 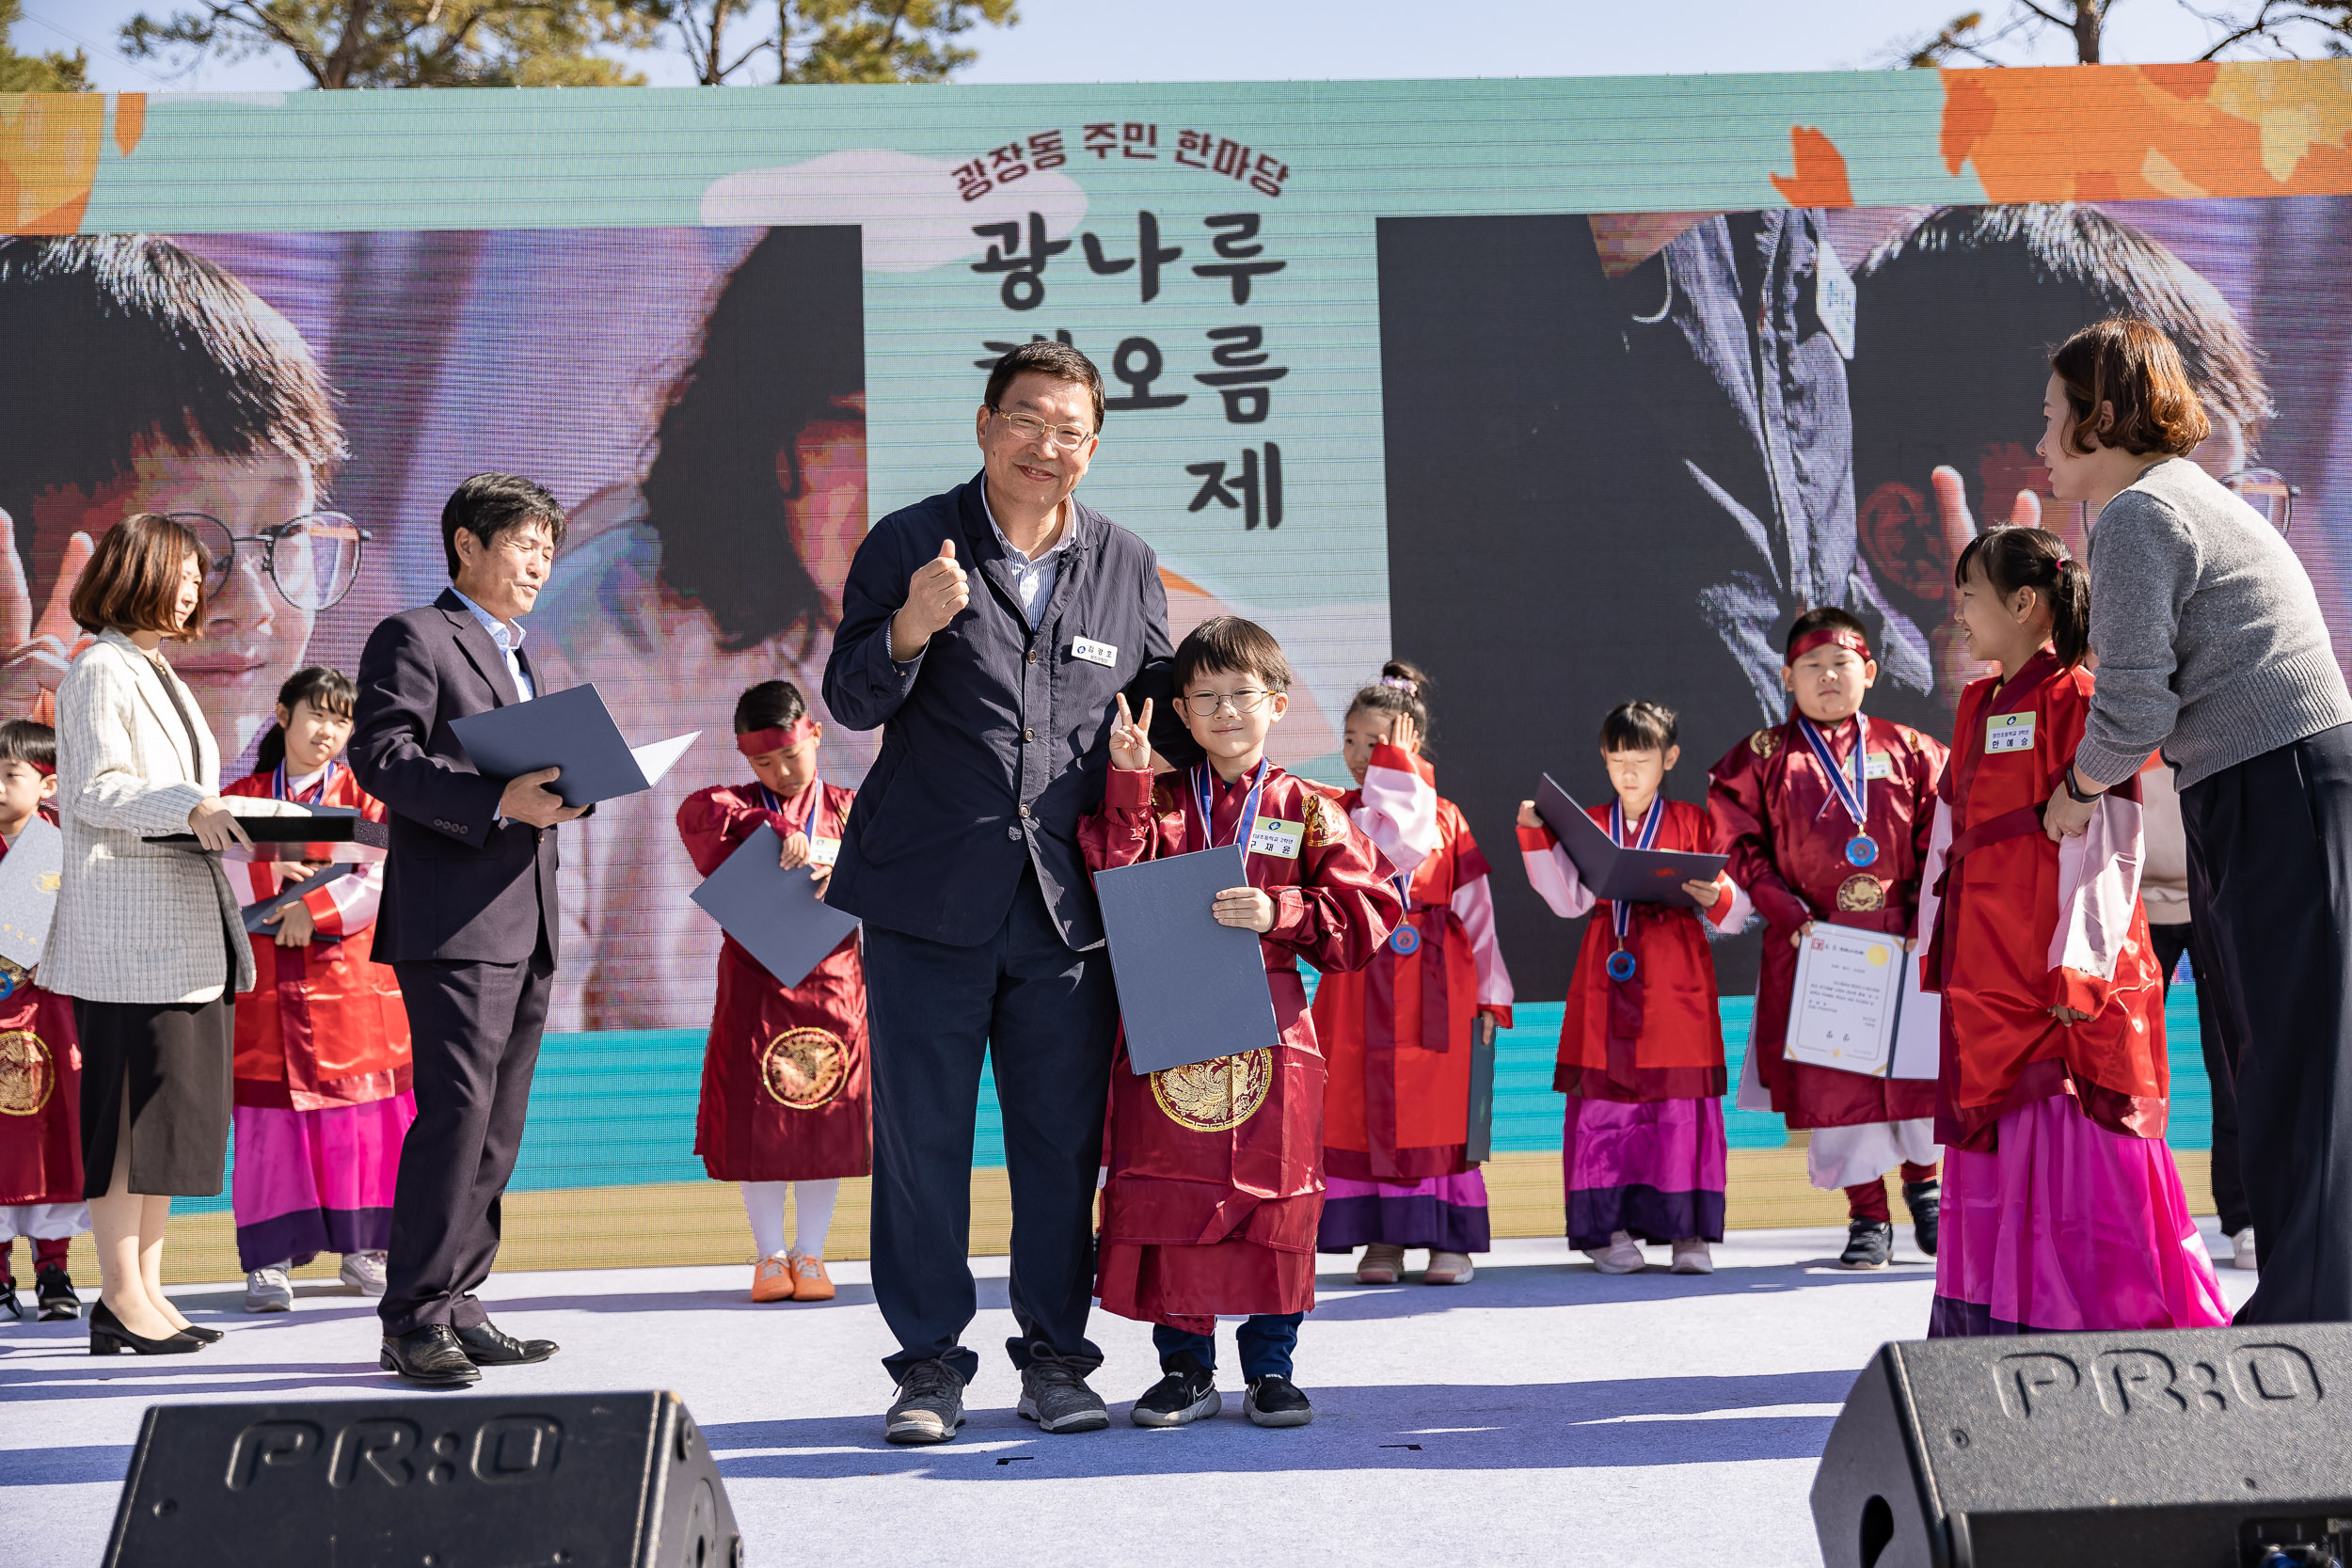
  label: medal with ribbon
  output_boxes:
[1604,796,1662,982]
[273,755,340,807]
[758,777,827,847]
[1188,758,1269,857]
[1389,869,1419,956]
[1798,715,1878,869]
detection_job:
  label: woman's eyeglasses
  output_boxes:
[2221,469,2298,536]
[1182,689,1273,718]
[167,512,372,611]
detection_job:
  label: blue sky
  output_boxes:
[22,1,2242,93]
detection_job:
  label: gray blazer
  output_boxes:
[41,631,300,1004]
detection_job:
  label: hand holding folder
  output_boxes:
[689,822,859,989]
[1532,774,1726,909]
[449,683,699,809]
[1091,845,1280,1074]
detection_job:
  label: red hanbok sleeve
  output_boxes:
[1705,733,1812,932]
[1263,792,1403,974]
[1079,767,1177,873]
[677,784,774,878]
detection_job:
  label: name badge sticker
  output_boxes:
[1985,712,2037,754]
[1864,752,1895,780]
[1248,818,1304,860]
[808,836,841,867]
[1071,636,1119,668]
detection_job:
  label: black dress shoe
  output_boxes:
[176,1322,224,1343]
[89,1302,201,1355]
[0,1281,21,1321]
[35,1266,82,1322]
[1902,1180,1942,1259]
[453,1320,557,1366]
[380,1324,483,1387]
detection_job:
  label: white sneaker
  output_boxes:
[244,1263,294,1312]
[340,1251,389,1296]
[1583,1230,1645,1275]
[2232,1227,2260,1272]
[1670,1238,1714,1275]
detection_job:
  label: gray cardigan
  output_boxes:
[2077,456,2352,790]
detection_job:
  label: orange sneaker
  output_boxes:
[789,1252,835,1303]
[751,1254,795,1303]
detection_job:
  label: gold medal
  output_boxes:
[1151,1050,1273,1132]
[1836,874,1886,912]
[759,1027,850,1110]
[0,1030,54,1117]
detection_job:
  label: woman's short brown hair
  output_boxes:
[2049,316,2212,458]
[70,513,211,640]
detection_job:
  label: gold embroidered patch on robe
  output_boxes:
[760,1027,850,1110]
[0,1031,55,1117]
[1151,1050,1273,1132]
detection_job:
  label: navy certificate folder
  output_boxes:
[450,683,699,809]
[1534,773,1727,909]
[689,821,860,989]
[0,815,61,972]
[1091,844,1280,1074]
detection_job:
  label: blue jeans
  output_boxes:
[1152,1313,1303,1380]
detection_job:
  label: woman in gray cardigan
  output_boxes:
[2039,318,2352,1326]
[47,515,299,1353]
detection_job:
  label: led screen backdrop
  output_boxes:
[4,64,2350,1259]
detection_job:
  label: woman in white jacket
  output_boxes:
[46,515,299,1354]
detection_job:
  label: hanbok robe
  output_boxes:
[677,779,870,1182]
[1922,650,2226,1336]
[1081,761,1402,1333]
[1519,798,1748,1249]
[1708,713,1947,1189]
[1311,744,1515,1253]
[0,809,87,1250]
[225,763,416,1272]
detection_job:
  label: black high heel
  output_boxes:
[89,1301,200,1355]
[176,1322,224,1343]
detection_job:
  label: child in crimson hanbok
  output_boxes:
[1311,661,1514,1287]
[0,721,86,1322]
[1925,527,2225,1336]
[1082,618,1403,1430]
[1519,700,1749,1275]
[677,680,868,1305]
[226,669,415,1311]
[1708,608,1950,1271]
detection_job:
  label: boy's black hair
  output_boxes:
[441,472,566,578]
[253,665,358,773]
[0,718,56,773]
[1600,699,1678,753]
[0,235,345,568]
[734,679,810,734]
[1173,616,1294,694]
[1784,606,1871,662]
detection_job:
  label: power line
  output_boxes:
[16,5,182,88]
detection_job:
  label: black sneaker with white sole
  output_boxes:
[1131,1354,1220,1428]
[1243,1374,1313,1428]
[1017,1354,1110,1433]
[1839,1217,1896,1270]
[1902,1180,1941,1259]
[884,1357,968,1445]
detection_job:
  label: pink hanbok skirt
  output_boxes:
[230,1095,415,1273]
[1563,1095,1726,1250]
[1929,1090,2229,1337]
[1318,1169,1490,1253]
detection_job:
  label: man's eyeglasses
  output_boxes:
[167,512,372,612]
[2222,469,2298,536]
[1182,689,1274,719]
[992,407,1097,453]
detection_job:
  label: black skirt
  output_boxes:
[75,928,239,1200]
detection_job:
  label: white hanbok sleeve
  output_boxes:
[1347,742,1439,880]
[1520,831,1597,920]
[2051,786,2145,989]
[1449,869,1516,1012]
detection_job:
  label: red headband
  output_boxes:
[1787,626,1871,664]
[31,762,54,779]
[736,718,817,756]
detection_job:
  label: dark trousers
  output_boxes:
[379,939,553,1335]
[2150,919,2251,1235]
[1153,1314,1303,1381]
[863,865,1119,1384]
[2181,722,2352,1323]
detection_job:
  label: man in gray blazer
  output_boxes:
[350,473,585,1386]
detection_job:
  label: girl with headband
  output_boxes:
[675,679,869,1304]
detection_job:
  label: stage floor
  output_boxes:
[3,1223,2258,1566]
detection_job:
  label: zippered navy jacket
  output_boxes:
[822,473,1193,948]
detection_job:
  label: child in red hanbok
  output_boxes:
[1925,527,2225,1336]
[226,669,415,1311]
[1518,700,1749,1275]
[677,679,868,1305]
[1082,618,1403,1430]
[1708,608,1950,1270]
[1311,662,1514,1286]
[0,720,86,1322]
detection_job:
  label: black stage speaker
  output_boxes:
[1814,1323,2352,1567]
[104,1389,740,1568]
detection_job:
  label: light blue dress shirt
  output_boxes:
[452,587,534,702]
[981,491,1072,626]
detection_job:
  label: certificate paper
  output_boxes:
[1786,923,1936,1079]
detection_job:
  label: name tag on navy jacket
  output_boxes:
[1071,636,1118,667]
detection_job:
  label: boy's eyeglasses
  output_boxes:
[2221,469,2298,536]
[167,511,373,611]
[1182,689,1273,718]
[991,407,1097,452]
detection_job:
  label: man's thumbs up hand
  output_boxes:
[890,536,973,660]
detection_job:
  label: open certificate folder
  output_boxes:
[1785,922,1941,1080]
[450,683,699,808]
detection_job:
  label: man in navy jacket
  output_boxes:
[825,341,1189,1442]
